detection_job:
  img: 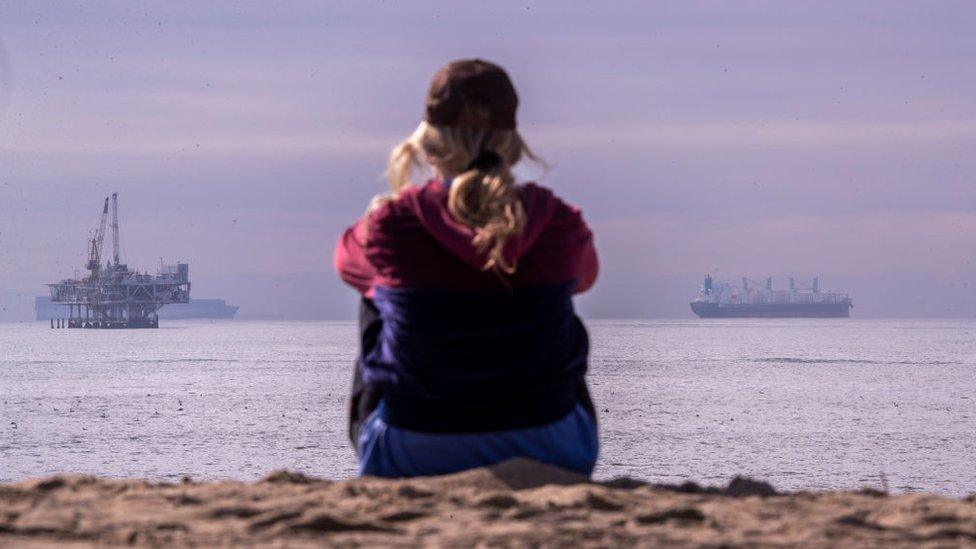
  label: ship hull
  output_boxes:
[158,304,239,320]
[690,301,851,318]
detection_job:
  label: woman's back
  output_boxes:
[334,58,599,478]
[336,180,596,433]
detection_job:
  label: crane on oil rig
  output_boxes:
[85,197,110,281]
[111,192,121,267]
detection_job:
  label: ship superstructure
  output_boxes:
[47,193,190,328]
[690,275,852,318]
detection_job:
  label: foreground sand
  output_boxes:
[2,459,975,547]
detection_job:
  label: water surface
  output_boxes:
[1,319,973,495]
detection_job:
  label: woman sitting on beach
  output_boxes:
[334,59,599,478]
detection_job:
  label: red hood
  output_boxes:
[404,181,558,270]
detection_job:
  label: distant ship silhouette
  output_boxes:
[691,275,852,318]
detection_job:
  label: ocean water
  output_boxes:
[1,319,974,495]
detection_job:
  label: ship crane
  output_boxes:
[740,276,773,291]
[789,276,820,293]
[85,197,110,281]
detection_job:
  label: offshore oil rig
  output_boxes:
[47,193,190,329]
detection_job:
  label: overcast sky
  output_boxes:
[1,1,974,318]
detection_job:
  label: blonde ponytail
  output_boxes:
[386,127,425,193]
[448,162,525,273]
[386,119,543,273]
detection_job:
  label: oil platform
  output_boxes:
[47,193,190,328]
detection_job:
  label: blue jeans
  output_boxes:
[358,400,599,478]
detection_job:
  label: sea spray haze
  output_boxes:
[0,2,974,319]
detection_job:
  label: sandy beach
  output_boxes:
[2,459,975,547]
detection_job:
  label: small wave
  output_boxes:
[748,357,961,366]
[887,360,961,366]
[749,358,881,365]
[116,359,236,364]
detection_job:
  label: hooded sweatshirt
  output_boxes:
[334,181,598,433]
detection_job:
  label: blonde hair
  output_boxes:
[386,117,542,273]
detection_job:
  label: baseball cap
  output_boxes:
[424,59,518,130]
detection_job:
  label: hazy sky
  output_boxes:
[1,1,974,318]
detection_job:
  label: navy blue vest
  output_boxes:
[355,282,591,433]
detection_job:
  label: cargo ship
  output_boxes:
[690,275,852,318]
[156,298,240,319]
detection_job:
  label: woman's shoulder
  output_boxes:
[518,182,587,228]
[374,180,570,213]
[518,181,554,202]
[366,184,432,222]
[366,180,588,239]
[363,182,447,246]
